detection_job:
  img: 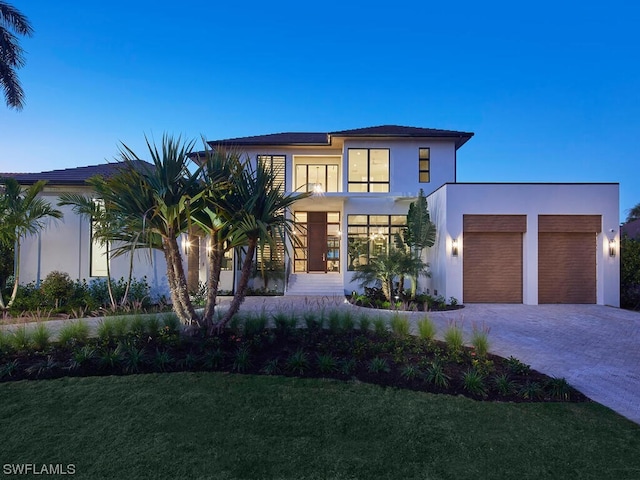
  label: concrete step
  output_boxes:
[285,273,344,296]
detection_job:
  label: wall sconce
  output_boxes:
[609,239,616,257]
[451,238,459,257]
[182,237,191,254]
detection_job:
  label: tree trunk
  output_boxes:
[7,239,21,308]
[163,236,198,326]
[216,237,256,331]
[202,233,223,328]
[381,276,393,303]
[120,243,136,307]
[105,244,116,310]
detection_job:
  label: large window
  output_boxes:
[348,149,390,192]
[347,214,406,270]
[257,155,286,192]
[419,148,430,183]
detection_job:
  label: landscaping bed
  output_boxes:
[0,311,585,403]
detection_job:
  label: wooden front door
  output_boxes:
[307,212,327,272]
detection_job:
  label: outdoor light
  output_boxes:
[451,238,459,257]
[609,239,616,257]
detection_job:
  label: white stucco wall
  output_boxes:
[19,190,170,301]
[426,183,620,306]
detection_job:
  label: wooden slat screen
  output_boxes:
[463,215,527,233]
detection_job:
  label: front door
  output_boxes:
[307,212,327,272]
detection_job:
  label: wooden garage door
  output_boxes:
[538,215,600,304]
[463,215,526,303]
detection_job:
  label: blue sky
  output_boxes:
[1,0,638,219]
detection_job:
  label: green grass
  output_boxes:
[1,373,639,480]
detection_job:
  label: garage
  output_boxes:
[538,215,600,304]
[463,215,526,303]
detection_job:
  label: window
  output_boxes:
[295,164,339,193]
[257,155,286,192]
[347,214,406,270]
[419,148,430,183]
[348,149,389,192]
[90,200,108,277]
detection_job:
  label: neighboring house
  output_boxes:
[3,125,621,306]
[0,161,170,301]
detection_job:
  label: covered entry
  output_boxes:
[538,215,600,304]
[293,212,340,273]
[463,215,526,303]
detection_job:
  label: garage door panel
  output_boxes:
[539,232,596,304]
[463,232,523,303]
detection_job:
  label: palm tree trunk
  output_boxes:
[202,233,222,327]
[216,237,256,331]
[120,243,136,307]
[7,239,21,308]
[163,236,198,325]
[105,244,116,310]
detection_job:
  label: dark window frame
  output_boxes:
[346,214,406,271]
[257,154,286,192]
[347,148,390,192]
[419,147,430,183]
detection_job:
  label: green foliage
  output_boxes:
[519,381,544,400]
[373,316,388,335]
[10,325,33,351]
[327,310,341,333]
[357,314,371,332]
[368,356,390,374]
[40,271,75,309]
[462,369,487,397]
[260,358,281,375]
[339,357,357,375]
[493,373,518,396]
[232,346,252,373]
[505,356,531,375]
[425,360,450,388]
[470,324,490,358]
[31,322,51,350]
[68,345,96,371]
[390,313,410,336]
[400,364,420,381]
[57,320,90,346]
[153,348,174,372]
[339,310,355,331]
[273,312,296,335]
[443,322,464,357]
[621,235,640,309]
[243,313,267,337]
[316,353,338,374]
[286,348,310,374]
[546,377,573,401]
[417,316,437,341]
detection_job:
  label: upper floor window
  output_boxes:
[257,155,286,192]
[419,148,430,183]
[348,148,389,192]
[295,164,339,193]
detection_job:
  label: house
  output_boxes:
[3,125,620,306]
[194,125,619,306]
[0,161,170,301]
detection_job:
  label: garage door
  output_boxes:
[538,215,600,304]
[463,215,526,303]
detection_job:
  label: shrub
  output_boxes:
[57,320,90,345]
[519,381,544,400]
[443,322,464,356]
[243,313,267,337]
[417,316,437,341]
[372,317,388,336]
[161,313,181,335]
[40,271,75,309]
[339,311,355,331]
[153,348,175,372]
[316,353,338,374]
[470,324,490,358]
[462,369,487,397]
[232,346,252,373]
[390,313,410,336]
[286,348,310,374]
[425,360,450,388]
[493,373,518,396]
[10,326,34,351]
[505,356,531,375]
[401,364,420,381]
[339,358,357,375]
[68,345,96,371]
[356,314,371,332]
[368,356,390,374]
[32,323,51,351]
[273,312,296,335]
[261,358,281,375]
[546,377,573,401]
[327,310,341,333]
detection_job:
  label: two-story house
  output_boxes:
[3,125,620,306]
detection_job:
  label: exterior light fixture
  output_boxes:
[609,239,616,257]
[451,238,459,257]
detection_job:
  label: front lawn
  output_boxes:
[1,373,639,480]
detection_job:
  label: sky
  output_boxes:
[1,0,639,219]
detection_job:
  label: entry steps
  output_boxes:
[285,273,345,296]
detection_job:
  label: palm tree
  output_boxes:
[0,2,33,110]
[0,178,62,309]
[213,159,309,329]
[351,248,428,302]
[626,202,640,224]
[87,136,204,326]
